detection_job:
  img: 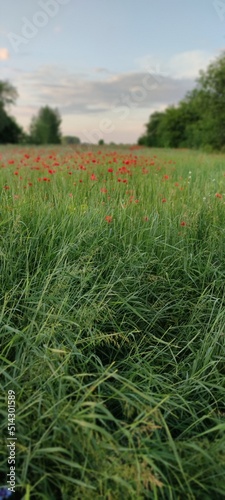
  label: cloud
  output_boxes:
[14,64,195,117]
[167,50,215,79]
[11,50,218,142]
[0,48,9,60]
[136,50,217,80]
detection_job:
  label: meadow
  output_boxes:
[0,144,225,499]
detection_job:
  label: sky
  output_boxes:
[0,0,225,143]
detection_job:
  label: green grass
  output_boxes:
[0,145,225,499]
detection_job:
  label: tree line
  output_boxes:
[2,51,225,149]
[0,80,80,145]
[138,52,225,151]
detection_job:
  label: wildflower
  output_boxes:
[105,215,113,223]
[215,193,222,198]
[90,173,97,181]
[3,185,10,190]
[161,198,167,203]
[180,221,187,226]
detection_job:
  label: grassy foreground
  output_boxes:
[0,145,225,499]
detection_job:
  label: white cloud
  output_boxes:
[0,48,9,60]
[11,64,196,143]
[167,50,215,79]
[9,49,220,143]
[136,50,217,80]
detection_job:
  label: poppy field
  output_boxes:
[1,145,225,499]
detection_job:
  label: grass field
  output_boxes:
[0,145,225,499]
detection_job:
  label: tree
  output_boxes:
[30,106,62,144]
[138,51,225,151]
[0,80,18,107]
[62,135,81,145]
[138,112,165,147]
[0,106,23,143]
[193,52,225,149]
[0,80,22,144]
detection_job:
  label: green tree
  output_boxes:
[0,80,22,144]
[192,52,225,149]
[0,80,18,107]
[30,106,62,144]
[138,112,165,147]
[138,51,225,151]
[62,135,81,145]
[0,106,23,143]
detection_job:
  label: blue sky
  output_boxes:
[0,0,225,143]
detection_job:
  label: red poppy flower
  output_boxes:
[105,215,113,223]
[162,198,167,203]
[215,193,222,198]
[180,221,187,226]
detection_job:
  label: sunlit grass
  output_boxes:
[1,145,225,499]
